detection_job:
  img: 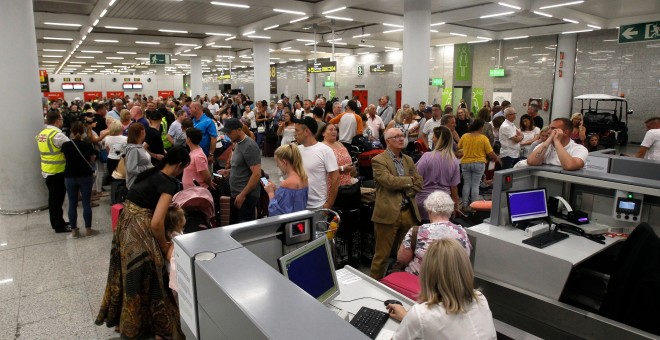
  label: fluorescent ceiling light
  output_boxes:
[296,39,315,42]
[430,29,438,33]
[357,52,370,55]
[270,57,280,60]
[99,9,108,17]
[247,35,271,39]
[242,31,255,36]
[430,22,445,26]
[44,37,73,41]
[160,29,188,33]
[468,40,488,44]
[562,29,592,34]
[264,25,279,30]
[353,33,370,38]
[206,42,215,46]
[325,15,353,21]
[274,9,306,15]
[81,50,103,53]
[225,35,236,40]
[183,49,191,52]
[480,11,514,18]
[383,29,403,34]
[206,32,232,36]
[210,1,250,8]
[450,32,467,37]
[283,49,300,52]
[121,63,134,65]
[212,45,232,48]
[95,39,119,43]
[107,56,124,59]
[539,1,584,9]
[42,55,63,58]
[328,38,342,42]
[239,55,252,58]
[93,19,99,26]
[194,46,202,49]
[562,18,579,24]
[602,39,617,42]
[384,47,399,50]
[44,22,82,27]
[69,61,87,64]
[383,23,404,28]
[43,49,66,52]
[116,51,136,54]
[587,24,601,29]
[87,27,93,33]
[105,26,137,30]
[477,36,492,40]
[322,6,346,15]
[498,2,521,9]
[135,58,149,60]
[42,61,60,63]
[289,17,308,23]
[331,42,347,45]
[180,54,198,57]
[75,56,94,59]
[359,44,375,48]
[176,43,198,46]
[503,35,528,40]
[533,11,552,17]
[109,0,116,5]
[136,41,160,44]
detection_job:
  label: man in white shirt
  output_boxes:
[109,99,123,120]
[527,118,589,170]
[294,116,339,209]
[340,96,349,111]
[329,100,363,144]
[365,104,385,141]
[499,107,523,169]
[208,96,220,115]
[635,117,660,161]
[420,104,443,149]
[302,99,313,118]
[377,95,394,126]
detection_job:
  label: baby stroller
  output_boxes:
[171,186,215,233]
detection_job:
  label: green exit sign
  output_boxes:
[490,69,505,77]
[324,81,335,87]
[431,78,444,86]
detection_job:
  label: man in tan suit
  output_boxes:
[370,128,423,279]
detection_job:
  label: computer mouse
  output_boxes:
[384,300,403,306]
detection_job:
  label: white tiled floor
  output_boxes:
[0,156,281,340]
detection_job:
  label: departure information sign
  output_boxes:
[370,64,393,73]
[307,61,337,73]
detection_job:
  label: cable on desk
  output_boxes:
[327,302,342,311]
[333,296,386,303]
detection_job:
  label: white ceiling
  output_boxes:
[33,0,660,75]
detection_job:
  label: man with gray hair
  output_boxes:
[365,104,385,141]
[109,99,123,120]
[499,107,523,169]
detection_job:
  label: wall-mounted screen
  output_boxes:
[133,83,143,89]
[73,83,84,90]
[62,84,74,90]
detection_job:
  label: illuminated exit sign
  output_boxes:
[489,69,505,77]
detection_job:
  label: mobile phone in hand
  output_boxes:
[260,177,268,186]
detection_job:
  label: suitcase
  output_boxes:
[111,203,123,231]
[219,196,231,226]
[357,149,384,180]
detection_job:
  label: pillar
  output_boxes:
[402,0,431,107]
[0,1,47,213]
[253,41,270,101]
[550,34,577,119]
[190,56,203,98]
[307,73,316,101]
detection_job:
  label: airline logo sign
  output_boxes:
[307,61,337,73]
[618,21,660,44]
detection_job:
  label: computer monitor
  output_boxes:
[507,188,549,227]
[278,237,340,304]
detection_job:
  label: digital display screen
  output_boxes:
[280,238,339,303]
[133,83,143,89]
[618,201,636,210]
[73,84,84,90]
[61,84,73,90]
[508,189,548,223]
[291,222,306,236]
[122,83,133,89]
[578,217,589,223]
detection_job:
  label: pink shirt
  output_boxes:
[182,147,209,189]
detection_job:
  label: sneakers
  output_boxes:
[67,228,81,239]
[67,228,100,238]
[85,228,100,237]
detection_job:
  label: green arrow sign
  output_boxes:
[618,21,660,44]
[149,53,171,64]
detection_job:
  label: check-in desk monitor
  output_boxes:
[278,237,340,304]
[506,188,548,228]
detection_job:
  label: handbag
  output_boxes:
[99,148,109,163]
[334,181,361,209]
[70,140,96,173]
[388,225,419,274]
[257,125,266,133]
[112,156,127,180]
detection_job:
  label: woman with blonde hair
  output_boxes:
[119,109,132,134]
[103,120,127,183]
[387,238,496,339]
[386,108,419,147]
[570,112,587,145]
[263,144,309,216]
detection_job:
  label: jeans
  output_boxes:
[461,162,486,208]
[229,195,258,224]
[65,176,94,229]
[501,156,519,170]
[45,172,67,229]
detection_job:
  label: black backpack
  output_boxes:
[351,135,373,153]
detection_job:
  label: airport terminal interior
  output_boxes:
[1,0,660,339]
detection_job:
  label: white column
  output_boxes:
[0,1,47,212]
[253,41,270,101]
[402,0,431,107]
[190,56,203,98]
[307,73,316,101]
[550,34,577,119]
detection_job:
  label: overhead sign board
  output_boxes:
[618,21,660,44]
[324,80,335,87]
[370,64,393,73]
[307,61,337,73]
[149,53,171,65]
[270,66,277,94]
[489,69,505,77]
[431,78,444,86]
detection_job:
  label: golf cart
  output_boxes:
[575,94,632,148]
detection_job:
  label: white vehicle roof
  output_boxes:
[574,94,627,101]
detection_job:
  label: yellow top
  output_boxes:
[458,133,493,164]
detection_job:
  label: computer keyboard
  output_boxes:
[349,306,389,339]
[522,230,569,249]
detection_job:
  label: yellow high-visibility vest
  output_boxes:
[36,127,66,173]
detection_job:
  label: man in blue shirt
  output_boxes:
[190,102,217,163]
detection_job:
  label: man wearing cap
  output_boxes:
[190,102,217,163]
[219,118,262,223]
[36,111,70,233]
[418,106,433,135]
[294,117,339,209]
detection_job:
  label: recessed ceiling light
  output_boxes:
[539,0,584,9]
[75,56,95,59]
[296,39,315,42]
[225,36,236,41]
[289,17,309,23]
[504,35,529,40]
[44,22,82,27]
[116,51,136,54]
[383,29,403,34]
[353,33,371,38]
[99,9,108,17]
[468,40,489,44]
[135,58,149,60]
[480,11,514,18]
[247,35,271,39]
[242,31,256,36]
[105,26,138,30]
[212,45,232,48]
[587,24,601,29]
[159,29,188,33]
[430,29,438,33]
[264,25,279,30]
[41,61,60,64]
[322,6,346,15]
[210,1,250,8]
[183,49,191,52]
[533,11,552,17]
[107,56,124,59]
[42,55,63,58]
[450,32,467,37]
[69,61,87,64]
[383,23,404,28]
[194,46,202,49]
[562,29,592,34]
[358,44,375,48]
[180,54,198,57]
[44,37,74,41]
[92,19,99,26]
[95,39,119,43]
[136,41,160,44]
[498,2,521,9]
[325,15,353,21]
[81,50,103,53]
[562,18,579,24]
[274,8,306,15]
[43,49,66,52]
[176,43,198,46]
[430,22,445,26]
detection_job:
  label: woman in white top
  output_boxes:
[103,120,128,183]
[278,111,297,146]
[387,238,497,340]
[519,114,540,158]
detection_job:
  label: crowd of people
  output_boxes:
[37,91,658,339]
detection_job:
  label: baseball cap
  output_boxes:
[220,118,243,133]
[424,107,432,113]
[292,116,318,135]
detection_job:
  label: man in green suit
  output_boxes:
[370,128,423,279]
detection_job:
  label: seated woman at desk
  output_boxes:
[387,238,497,339]
[263,144,308,216]
[396,191,471,276]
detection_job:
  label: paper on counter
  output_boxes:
[336,268,362,284]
